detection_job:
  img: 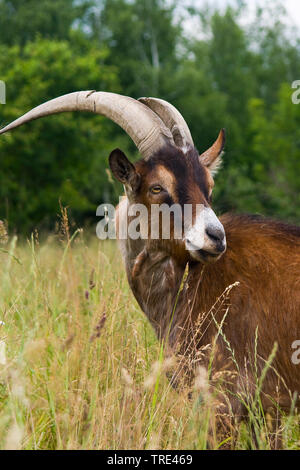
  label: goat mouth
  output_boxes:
[187,246,224,263]
[198,251,223,264]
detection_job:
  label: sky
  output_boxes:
[277,0,300,23]
[178,0,300,41]
[205,0,300,28]
[180,0,300,28]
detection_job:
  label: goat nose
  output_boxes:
[205,225,226,251]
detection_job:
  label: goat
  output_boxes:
[1,91,299,424]
[113,137,300,422]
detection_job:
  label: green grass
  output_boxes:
[0,223,299,450]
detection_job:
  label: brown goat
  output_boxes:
[114,144,300,421]
[0,91,299,425]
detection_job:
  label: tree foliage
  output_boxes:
[0,0,92,45]
[0,38,122,231]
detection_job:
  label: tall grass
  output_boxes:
[0,220,299,450]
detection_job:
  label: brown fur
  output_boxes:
[178,214,300,412]
[113,142,300,421]
[125,212,300,420]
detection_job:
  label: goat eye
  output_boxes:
[150,185,162,194]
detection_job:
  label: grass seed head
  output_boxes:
[0,220,8,244]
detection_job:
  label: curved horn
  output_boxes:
[138,97,193,149]
[0,91,175,159]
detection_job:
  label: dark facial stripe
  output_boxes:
[144,145,211,207]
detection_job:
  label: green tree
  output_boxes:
[249,0,300,107]
[0,38,122,232]
[246,84,300,221]
[89,0,180,97]
[0,0,91,46]
[182,3,300,222]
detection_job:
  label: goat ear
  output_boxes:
[199,129,225,176]
[109,148,140,191]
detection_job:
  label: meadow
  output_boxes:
[0,216,299,450]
